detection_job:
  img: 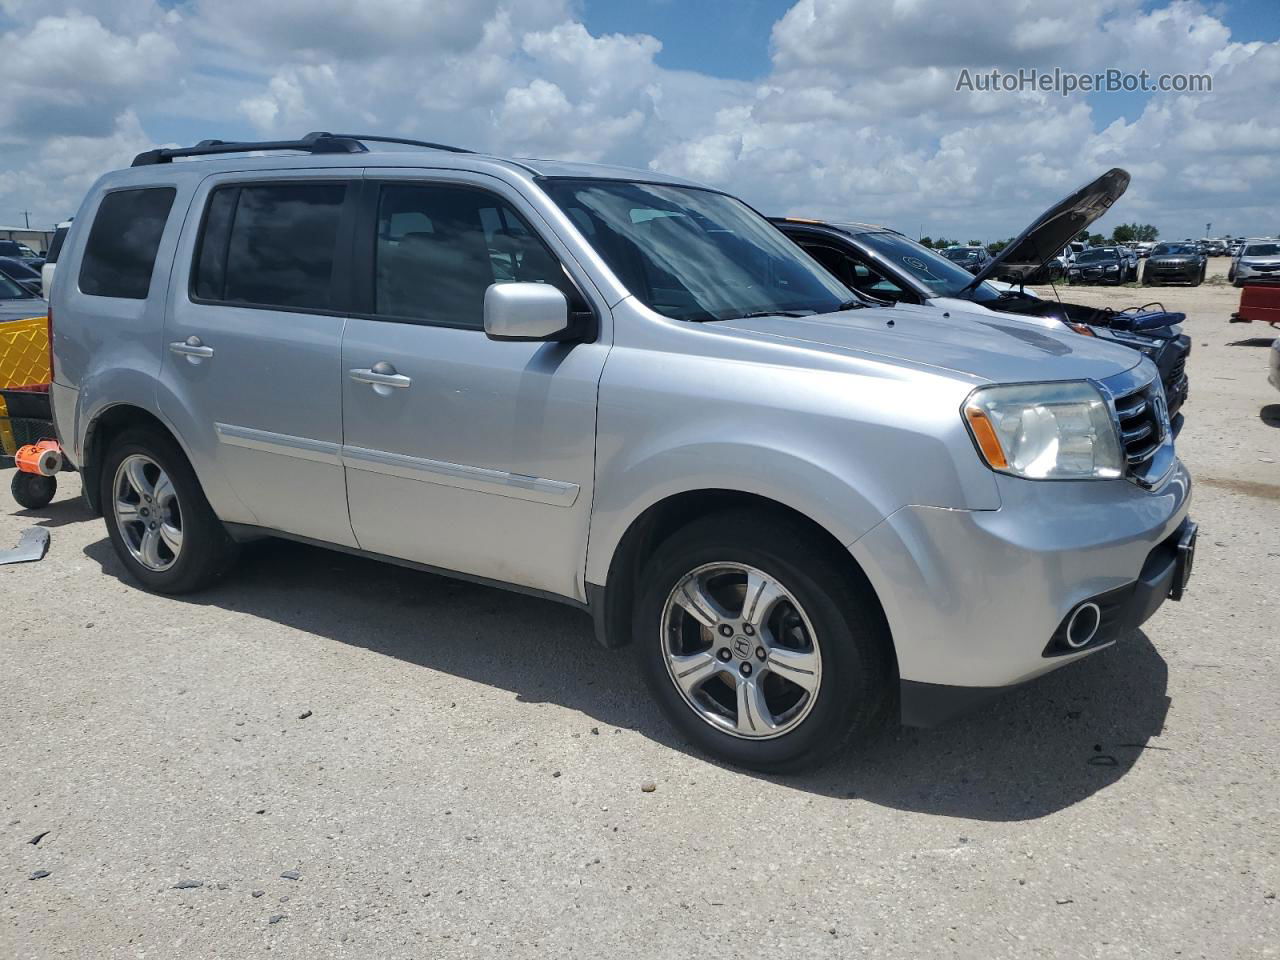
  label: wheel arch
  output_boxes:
[79,404,179,515]
[586,487,893,672]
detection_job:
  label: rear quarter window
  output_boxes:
[78,188,176,299]
[45,226,69,264]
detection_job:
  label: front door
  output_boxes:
[160,174,359,546]
[340,175,607,600]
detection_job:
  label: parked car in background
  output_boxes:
[1135,241,1155,258]
[0,255,42,295]
[771,168,1191,421]
[0,238,43,266]
[1144,242,1207,286]
[40,220,72,296]
[1201,239,1228,257]
[48,133,1195,772]
[1116,244,1140,278]
[1232,240,1280,287]
[1229,239,1245,258]
[940,245,991,274]
[1068,246,1133,284]
[0,269,45,322]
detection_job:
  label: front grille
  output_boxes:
[1113,383,1166,474]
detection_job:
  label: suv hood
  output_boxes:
[717,303,1141,384]
[971,168,1130,286]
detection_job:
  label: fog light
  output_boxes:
[1064,602,1102,649]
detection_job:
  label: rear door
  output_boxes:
[159,172,359,546]
[339,172,608,599]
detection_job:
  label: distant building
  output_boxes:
[0,226,56,255]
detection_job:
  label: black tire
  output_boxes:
[100,427,238,593]
[10,471,56,509]
[632,509,893,773]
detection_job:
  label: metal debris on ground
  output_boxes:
[0,527,49,565]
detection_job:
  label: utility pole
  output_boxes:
[20,210,31,229]
[1206,222,1211,238]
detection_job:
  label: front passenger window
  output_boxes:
[374,184,571,327]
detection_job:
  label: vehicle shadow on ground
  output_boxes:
[4,484,96,528]
[1226,337,1277,347]
[1261,404,1280,427]
[83,535,1171,822]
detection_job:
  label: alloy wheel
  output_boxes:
[113,454,184,572]
[660,562,822,739]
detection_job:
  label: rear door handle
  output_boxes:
[349,363,411,394]
[169,336,214,363]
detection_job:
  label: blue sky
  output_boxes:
[2,0,1278,242]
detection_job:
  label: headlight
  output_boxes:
[1104,265,1119,272]
[963,381,1124,480]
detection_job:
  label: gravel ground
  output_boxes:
[2,258,1277,959]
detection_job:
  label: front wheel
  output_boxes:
[633,510,893,772]
[100,427,238,593]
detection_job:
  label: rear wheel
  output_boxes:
[100,428,238,593]
[633,510,893,772]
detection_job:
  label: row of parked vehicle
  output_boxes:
[14,134,1198,772]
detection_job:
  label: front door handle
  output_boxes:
[350,361,411,396]
[169,336,214,364]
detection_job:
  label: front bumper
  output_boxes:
[1146,263,1200,283]
[849,460,1192,722]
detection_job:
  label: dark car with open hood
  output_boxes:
[771,167,1190,422]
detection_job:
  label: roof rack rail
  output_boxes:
[131,131,473,167]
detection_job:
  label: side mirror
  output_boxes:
[483,282,575,342]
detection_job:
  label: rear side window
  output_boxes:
[45,226,69,264]
[78,188,176,299]
[193,182,346,311]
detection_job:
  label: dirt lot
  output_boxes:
[2,258,1277,959]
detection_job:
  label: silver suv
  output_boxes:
[49,133,1196,771]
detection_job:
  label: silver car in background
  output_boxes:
[48,133,1195,771]
[1233,240,1280,287]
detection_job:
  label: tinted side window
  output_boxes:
[78,188,175,299]
[45,226,69,264]
[374,184,568,327]
[194,183,346,311]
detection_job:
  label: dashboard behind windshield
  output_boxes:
[540,179,851,321]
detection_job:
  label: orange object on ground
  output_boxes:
[14,439,62,476]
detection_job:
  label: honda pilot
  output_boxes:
[48,133,1196,771]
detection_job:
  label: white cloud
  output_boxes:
[1,0,1276,241]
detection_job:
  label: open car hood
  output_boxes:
[971,168,1130,286]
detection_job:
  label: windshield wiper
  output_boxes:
[734,310,810,319]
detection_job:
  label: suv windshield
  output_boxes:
[1151,243,1196,255]
[1075,249,1118,263]
[540,180,851,321]
[1244,243,1280,257]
